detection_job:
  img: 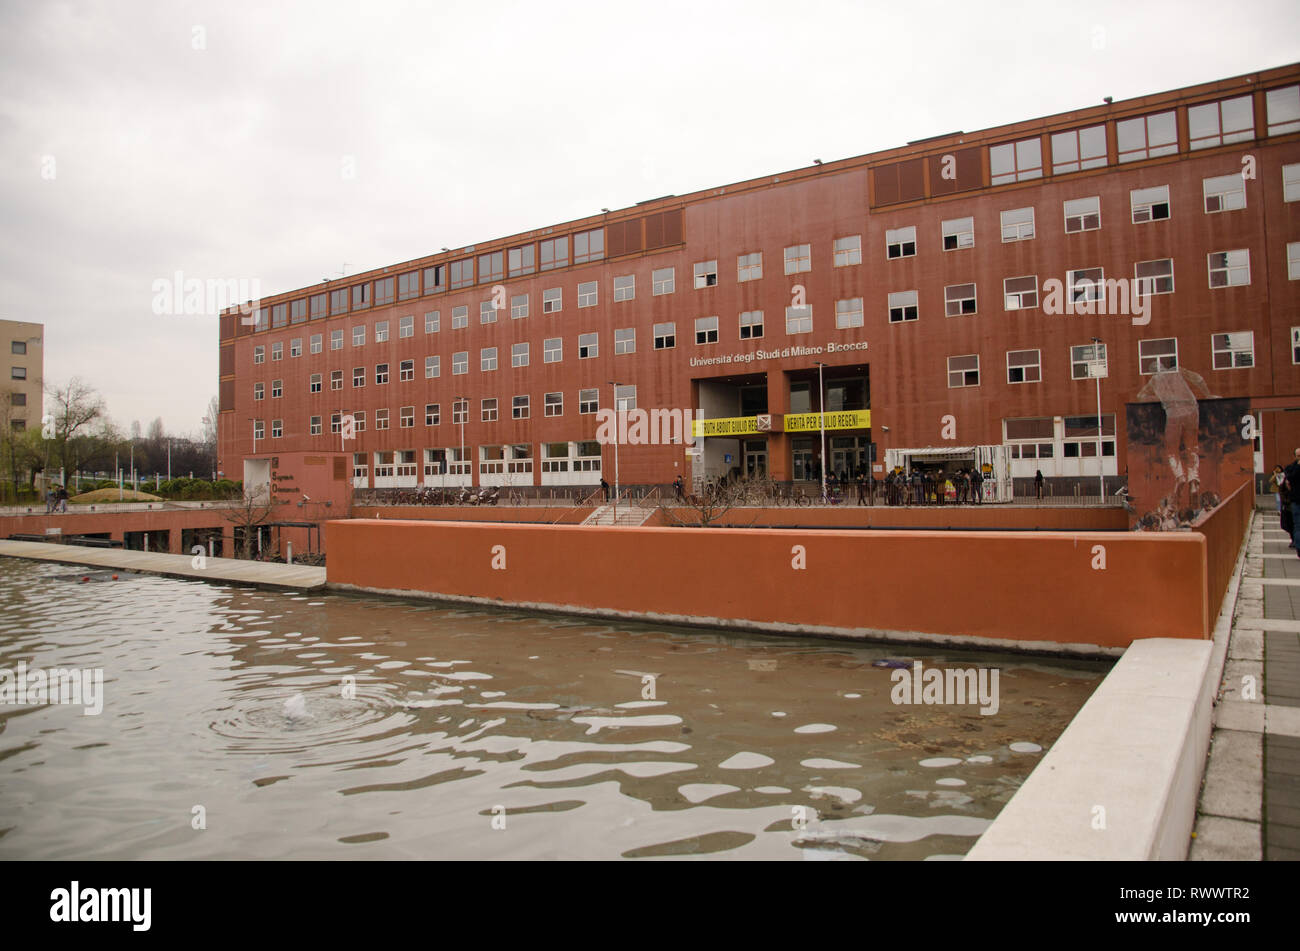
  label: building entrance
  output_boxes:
[743,439,768,478]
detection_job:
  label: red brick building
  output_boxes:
[219,63,1300,494]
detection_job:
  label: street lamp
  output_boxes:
[1090,337,1106,502]
[455,396,467,489]
[608,381,622,521]
[815,362,828,504]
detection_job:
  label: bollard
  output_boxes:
[287,541,293,565]
[208,538,214,559]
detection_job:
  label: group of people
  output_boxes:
[1269,452,1300,556]
[44,485,69,513]
[881,466,984,506]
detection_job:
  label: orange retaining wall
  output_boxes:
[327,519,1211,652]
[1194,482,1255,628]
[648,506,1131,531]
[353,506,594,524]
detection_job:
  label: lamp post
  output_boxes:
[1090,337,1105,502]
[815,362,828,504]
[608,381,622,521]
[456,396,467,489]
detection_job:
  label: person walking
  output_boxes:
[57,485,68,513]
[673,475,684,502]
[600,477,610,502]
[1034,469,1044,500]
[856,470,867,506]
[1277,466,1294,546]
[1285,450,1300,556]
[971,466,984,504]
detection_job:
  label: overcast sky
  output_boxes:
[2,0,1297,437]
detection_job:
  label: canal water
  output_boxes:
[0,558,1107,860]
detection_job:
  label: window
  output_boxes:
[1203,174,1246,213]
[253,345,264,364]
[1212,332,1254,369]
[330,288,349,315]
[289,338,302,358]
[271,379,282,398]
[1290,241,1300,281]
[886,226,917,259]
[539,236,568,271]
[351,283,370,310]
[480,300,497,324]
[833,235,861,266]
[453,351,468,375]
[737,252,763,281]
[579,388,598,414]
[1139,338,1179,374]
[331,329,343,350]
[544,392,563,417]
[944,283,977,316]
[271,342,283,361]
[695,316,719,344]
[353,366,365,387]
[271,419,283,438]
[834,299,863,329]
[424,264,444,294]
[253,382,264,401]
[375,408,389,431]
[1293,328,1300,365]
[1007,349,1042,384]
[614,328,636,354]
[654,322,676,349]
[573,228,604,264]
[481,347,498,372]
[543,288,562,314]
[544,337,562,363]
[1064,196,1101,233]
[9,392,22,405]
[310,333,322,354]
[477,251,503,284]
[1068,268,1105,304]
[400,405,414,428]
[375,363,389,385]
[425,310,440,334]
[331,413,342,434]
[374,321,389,343]
[399,315,413,338]
[310,416,322,435]
[784,244,811,274]
[508,244,535,277]
[425,403,440,426]
[452,399,468,425]
[947,355,980,387]
[942,217,974,251]
[786,305,813,334]
[253,419,264,440]
[451,306,468,329]
[426,355,440,378]
[1071,342,1108,380]
[510,294,528,320]
[9,420,22,432]
[1285,164,1300,202]
[1051,125,1107,173]
[694,260,718,288]
[374,277,395,306]
[353,326,365,347]
[1116,111,1178,162]
[398,271,419,301]
[1208,250,1250,287]
[310,294,326,319]
[1135,259,1175,296]
[1000,207,1035,241]
[613,275,635,302]
[652,267,675,295]
[271,303,287,328]
[310,373,322,393]
[990,136,1043,184]
[512,395,530,419]
[331,369,343,390]
[740,310,765,338]
[450,258,474,289]
[1188,95,1254,150]
[578,332,598,358]
[399,359,414,381]
[578,281,597,308]
[512,342,529,367]
[481,398,498,422]
[290,299,307,324]
[1131,185,1171,222]
[1266,84,1300,136]
[1004,276,1038,310]
[888,291,918,323]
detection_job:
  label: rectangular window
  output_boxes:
[543,287,562,314]
[573,228,604,264]
[578,332,598,358]
[510,294,528,320]
[947,354,980,387]
[481,347,497,372]
[477,251,503,284]
[944,283,977,316]
[400,405,414,428]
[330,288,349,315]
[290,299,307,324]
[1068,268,1105,304]
[539,236,569,271]
[399,315,413,338]
[1212,331,1254,369]
[330,370,343,390]
[374,320,389,343]
[942,217,974,251]
[374,277,395,306]
[375,363,389,385]
[351,283,370,310]
[544,337,562,363]
[375,408,389,431]
[271,303,287,328]
[253,419,264,440]
[289,338,302,358]
[834,299,863,329]
[1209,249,1250,287]
[694,260,718,288]
[654,322,676,349]
[1293,328,1300,365]
[452,399,468,425]
[424,310,440,333]
[450,258,474,289]
[544,392,563,417]
[253,345,265,364]
[886,226,917,259]
[1000,207,1035,242]
[399,359,414,381]
[398,271,419,300]
[271,419,282,438]
[887,290,918,323]
[1007,349,1042,384]
[353,413,367,434]
[479,300,497,324]
[1135,259,1175,296]
[310,373,322,393]
[1188,95,1255,150]
[990,136,1044,184]
[426,355,440,378]
[1117,111,1178,162]
[614,384,636,412]
[1131,185,1171,223]
[424,264,444,294]
[833,235,861,267]
[451,305,468,329]
[310,294,326,319]
[310,415,322,435]
[1071,342,1108,380]
[652,267,675,295]
[508,244,535,277]
[453,351,468,375]
[425,403,440,426]
[784,244,811,274]
[271,379,282,399]
[310,333,322,354]
[481,398,497,422]
[331,329,343,350]
[1064,196,1101,233]
[512,395,530,419]
[578,281,597,308]
[1139,337,1179,374]
[1285,164,1300,202]
[1266,85,1300,136]
[613,275,635,301]
[1051,124,1107,173]
[353,366,365,387]
[579,389,598,414]
[352,326,365,347]
[331,413,341,434]
[512,342,529,367]
[740,310,765,338]
[1203,173,1246,213]
[737,252,763,281]
[253,382,264,401]
[1003,275,1039,311]
[695,316,719,344]
[269,342,283,362]
[785,305,813,334]
[1289,241,1300,281]
[10,341,23,355]
[614,328,635,354]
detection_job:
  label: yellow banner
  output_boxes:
[691,415,762,437]
[783,409,871,432]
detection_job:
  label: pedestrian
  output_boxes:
[45,486,56,514]
[1271,465,1286,512]
[856,470,867,506]
[673,475,684,502]
[971,467,984,504]
[1278,467,1294,546]
[600,477,610,502]
[1034,469,1044,500]
[961,469,972,504]
[1285,449,1300,556]
[57,485,68,512]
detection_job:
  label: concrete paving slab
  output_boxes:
[1199,729,1262,822]
[1267,705,1300,737]
[1216,699,1264,732]
[1189,815,1261,861]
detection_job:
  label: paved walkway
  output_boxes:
[0,540,326,590]
[1191,509,1300,860]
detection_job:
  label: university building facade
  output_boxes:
[218,63,1300,492]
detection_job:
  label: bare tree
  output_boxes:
[220,486,279,560]
[658,475,767,528]
[45,378,106,474]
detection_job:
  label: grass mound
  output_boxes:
[69,488,164,504]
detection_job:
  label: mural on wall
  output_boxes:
[1125,370,1252,531]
